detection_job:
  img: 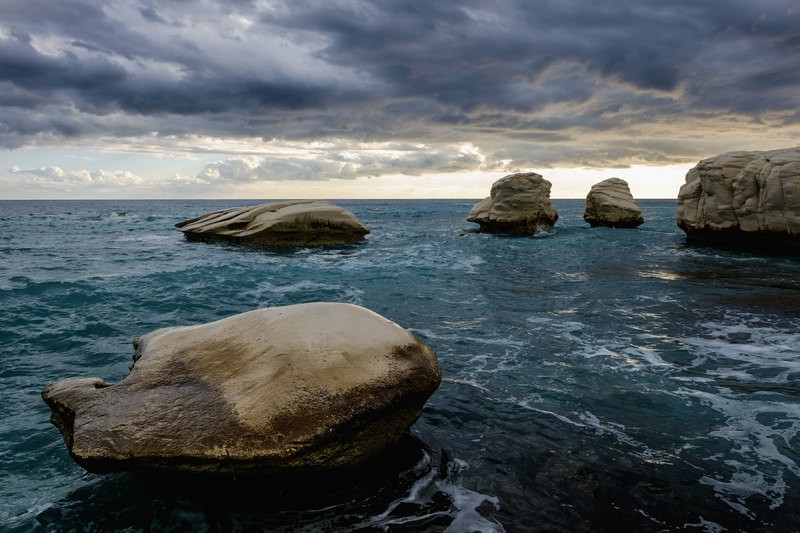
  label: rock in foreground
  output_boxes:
[583,178,644,228]
[42,303,441,474]
[676,147,800,250]
[176,200,369,245]
[467,172,558,234]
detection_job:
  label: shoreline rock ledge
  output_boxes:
[584,177,644,228]
[42,303,441,474]
[175,200,369,246]
[467,172,558,234]
[676,147,800,250]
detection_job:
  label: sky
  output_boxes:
[0,0,799,199]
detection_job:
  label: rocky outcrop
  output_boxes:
[42,303,441,474]
[467,172,558,234]
[583,178,644,228]
[676,147,800,250]
[175,200,369,245]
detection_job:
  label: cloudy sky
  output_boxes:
[1,0,799,199]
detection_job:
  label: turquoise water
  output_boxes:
[2,199,800,532]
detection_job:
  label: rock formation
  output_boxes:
[42,303,441,474]
[676,147,800,250]
[175,200,369,245]
[583,178,644,228]
[467,172,558,234]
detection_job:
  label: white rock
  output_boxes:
[467,172,558,234]
[584,178,644,228]
[677,147,800,249]
[176,200,369,245]
[42,303,441,474]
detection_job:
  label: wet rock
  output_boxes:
[583,178,644,228]
[42,303,441,474]
[175,200,369,246]
[676,147,800,251]
[467,172,558,234]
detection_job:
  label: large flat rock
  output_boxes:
[175,200,369,245]
[42,303,441,474]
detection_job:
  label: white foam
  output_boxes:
[577,411,641,449]
[361,453,504,532]
[674,312,800,515]
[680,315,800,384]
[680,388,800,514]
[412,329,525,349]
[681,516,727,532]
[516,404,681,465]
[437,459,504,533]
[700,470,786,517]
[116,233,175,244]
[366,453,440,527]
[623,346,669,367]
[242,280,364,306]
[444,377,491,393]
[527,314,674,371]
[438,481,503,533]
[451,255,486,274]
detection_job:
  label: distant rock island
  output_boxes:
[42,303,441,474]
[176,200,369,246]
[467,172,558,234]
[584,177,644,228]
[676,147,800,250]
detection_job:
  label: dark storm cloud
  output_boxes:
[139,5,168,25]
[0,0,798,167]
[281,0,800,114]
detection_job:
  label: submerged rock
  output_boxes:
[467,172,558,234]
[175,200,369,246]
[583,178,644,228]
[676,147,800,250]
[42,303,441,474]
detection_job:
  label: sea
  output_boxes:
[1,199,799,532]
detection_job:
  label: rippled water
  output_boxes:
[1,199,799,532]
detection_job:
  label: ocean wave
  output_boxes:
[677,387,800,515]
[514,402,677,466]
[680,315,800,386]
[6,199,800,531]
[242,280,365,307]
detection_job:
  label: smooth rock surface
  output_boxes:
[175,200,369,245]
[583,178,644,228]
[467,172,558,234]
[676,147,800,250]
[42,303,441,474]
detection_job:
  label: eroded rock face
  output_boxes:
[584,178,644,228]
[677,147,800,250]
[42,303,441,474]
[175,200,369,245]
[467,172,559,234]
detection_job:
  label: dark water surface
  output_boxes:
[2,199,799,532]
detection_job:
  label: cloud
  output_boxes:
[195,142,507,183]
[3,141,512,196]
[9,165,144,187]
[0,0,798,176]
